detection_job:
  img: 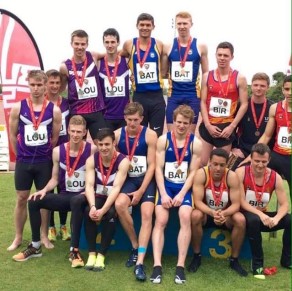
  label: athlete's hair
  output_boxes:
[69,115,87,127]
[103,28,120,43]
[251,143,271,158]
[210,148,229,163]
[96,128,115,142]
[136,13,154,26]
[175,11,192,23]
[251,72,270,86]
[124,102,144,116]
[71,30,88,43]
[27,70,48,83]
[216,41,234,56]
[283,75,291,86]
[173,104,194,124]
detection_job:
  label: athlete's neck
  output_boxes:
[102,151,115,166]
[47,94,60,104]
[251,95,266,104]
[73,54,86,64]
[30,95,46,105]
[68,141,84,155]
[126,126,141,137]
[284,99,292,111]
[216,67,231,77]
[138,37,151,46]
[178,35,191,45]
[106,53,119,64]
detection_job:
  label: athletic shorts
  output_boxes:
[15,160,52,191]
[80,111,107,140]
[166,96,200,124]
[120,176,156,203]
[155,184,193,207]
[105,119,126,131]
[199,122,236,147]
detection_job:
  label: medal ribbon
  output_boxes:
[216,69,232,97]
[66,142,84,177]
[249,166,267,204]
[136,38,151,68]
[28,98,47,130]
[171,131,190,167]
[284,100,292,134]
[177,37,192,68]
[210,168,225,207]
[98,151,117,187]
[71,56,88,88]
[45,95,61,107]
[125,126,142,161]
[251,99,267,131]
[104,55,119,88]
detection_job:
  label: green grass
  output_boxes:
[0,173,291,291]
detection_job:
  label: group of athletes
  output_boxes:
[6,11,291,285]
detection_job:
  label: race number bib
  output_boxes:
[65,170,85,192]
[164,161,188,183]
[104,76,126,97]
[136,62,157,84]
[128,155,147,177]
[171,61,193,82]
[277,126,291,149]
[209,97,231,117]
[77,76,98,99]
[24,124,48,146]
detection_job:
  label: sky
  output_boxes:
[0,0,291,84]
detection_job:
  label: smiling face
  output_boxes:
[47,75,61,96]
[68,124,87,144]
[282,80,292,107]
[71,36,88,58]
[96,136,115,159]
[176,16,192,37]
[137,20,154,38]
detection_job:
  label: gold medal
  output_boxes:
[129,164,133,171]
[139,70,144,77]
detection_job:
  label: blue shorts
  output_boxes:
[166,95,200,124]
[120,176,156,203]
[155,184,193,207]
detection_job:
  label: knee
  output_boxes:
[70,194,86,210]
[233,213,246,229]
[191,210,203,225]
[115,196,129,213]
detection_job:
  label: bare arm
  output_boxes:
[198,43,209,74]
[161,43,171,79]
[200,72,210,127]
[51,105,62,147]
[59,63,69,93]
[85,155,96,209]
[120,40,132,58]
[8,102,21,155]
[257,104,276,145]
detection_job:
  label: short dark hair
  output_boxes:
[283,75,291,86]
[136,13,154,25]
[96,128,115,142]
[251,143,271,158]
[103,28,120,43]
[216,41,234,56]
[210,148,229,163]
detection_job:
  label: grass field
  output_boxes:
[0,172,291,291]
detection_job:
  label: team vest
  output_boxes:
[203,166,230,210]
[168,38,201,98]
[99,56,130,119]
[273,101,292,155]
[128,37,163,92]
[206,70,239,124]
[57,98,70,146]
[117,126,148,177]
[16,99,54,163]
[164,131,194,188]
[94,152,126,198]
[243,165,276,211]
[65,51,104,114]
[58,142,91,194]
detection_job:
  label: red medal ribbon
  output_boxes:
[209,168,226,207]
[98,151,118,187]
[71,56,88,88]
[171,131,190,167]
[136,38,151,68]
[28,98,47,130]
[45,95,61,107]
[251,99,267,131]
[66,142,84,177]
[104,55,119,88]
[216,69,232,97]
[284,100,291,133]
[177,37,192,68]
[125,126,142,161]
[249,166,267,204]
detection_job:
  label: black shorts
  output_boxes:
[81,111,107,140]
[15,161,52,191]
[199,122,236,147]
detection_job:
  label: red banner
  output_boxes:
[0,9,43,162]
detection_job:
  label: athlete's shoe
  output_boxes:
[253,267,266,280]
[70,250,84,268]
[85,254,96,271]
[60,225,71,241]
[125,248,138,267]
[93,254,105,271]
[229,257,248,277]
[187,253,202,273]
[12,243,42,262]
[150,266,162,284]
[48,227,57,242]
[134,264,147,281]
[174,266,186,284]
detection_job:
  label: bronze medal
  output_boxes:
[255,130,260,136]
[176,168,182,175]
[139,70,144,77]
[129,164,133,171]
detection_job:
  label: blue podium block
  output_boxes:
[79,206,251,259]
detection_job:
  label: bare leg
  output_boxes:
[190,209,204,253]
[200,139,214,166]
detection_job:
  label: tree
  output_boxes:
[266,71,286,103]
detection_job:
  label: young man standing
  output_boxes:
[199,42,248,166]
[121,13,165,137]
[60,29,106,142]
[114,102,157,281]
[236,143,291,279]
[151,105,202,284]
[162,11,208,132]
[8,70,61,251]
[84,128,129,271]
[189,148,247,277]
[98,28,130,130]
[12,115,97,263]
